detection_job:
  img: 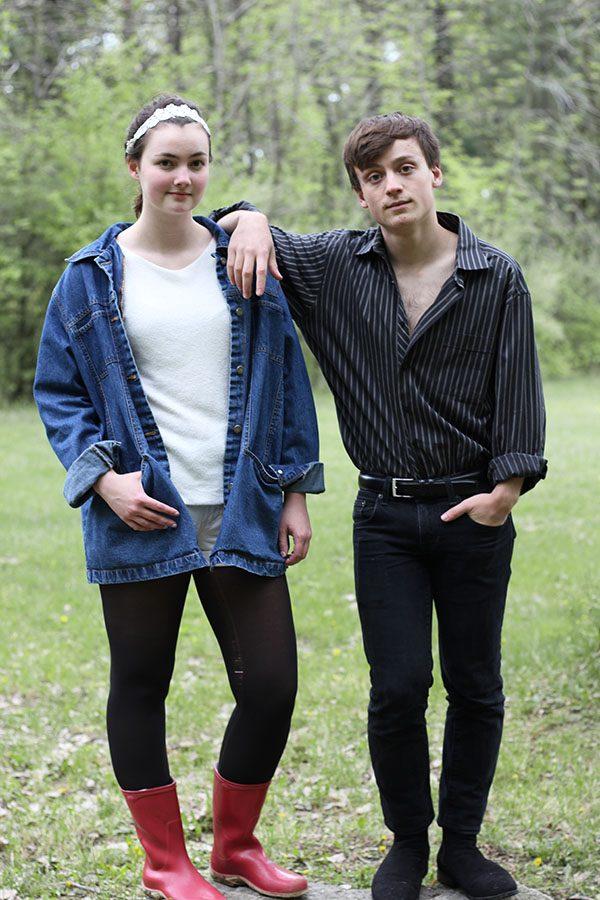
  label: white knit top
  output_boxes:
[120,240,231,504]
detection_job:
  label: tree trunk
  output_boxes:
[166,0,183,54]
[204,0,225,122]
[432,0,455,134]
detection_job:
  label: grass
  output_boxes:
[1,378,598,899]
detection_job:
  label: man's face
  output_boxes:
[354,137,442,230]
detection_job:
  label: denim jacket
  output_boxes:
[34,217,324,584]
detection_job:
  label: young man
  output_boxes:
[213,113,547,900]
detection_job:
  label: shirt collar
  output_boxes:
[65,215,231,264]
[354,211,491,272]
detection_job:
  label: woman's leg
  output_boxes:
[101,572,224,899]
[100,572,191,791]
[192,568,297,784]
[194,568,307,896]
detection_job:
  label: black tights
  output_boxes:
[100,568,298,791]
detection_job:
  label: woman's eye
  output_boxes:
[158,160,173,168]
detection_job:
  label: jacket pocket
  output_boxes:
[216,450,283,564]
[66,299,118,384]
[250,452,310,489]
[82,454,198,573]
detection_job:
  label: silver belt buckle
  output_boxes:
[391,478,412,499]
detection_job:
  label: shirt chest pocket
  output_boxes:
[253,297,284,365]
[442,332,492,371]
[441,332,493,401]
[66,300,119,381]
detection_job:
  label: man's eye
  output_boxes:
[400,166,414,174]
[368,174,381,183]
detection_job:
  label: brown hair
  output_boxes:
[124,94,212,218]
[343,112,440,191]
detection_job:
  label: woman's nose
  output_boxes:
[173,168,191,184]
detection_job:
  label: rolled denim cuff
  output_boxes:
[63,440,121,508]
[488,452,548,495]
[283,461,325,494]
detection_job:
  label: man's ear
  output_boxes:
[432,164,443,190]
[355,187,369,209]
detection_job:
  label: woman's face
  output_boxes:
[129,122,210,216]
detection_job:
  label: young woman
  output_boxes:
[34,95,324,900]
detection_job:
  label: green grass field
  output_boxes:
[1,380,598,899]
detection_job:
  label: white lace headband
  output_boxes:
[125,103,211,154]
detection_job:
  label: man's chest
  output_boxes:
[311,260,504,379]
[393,259,456,334]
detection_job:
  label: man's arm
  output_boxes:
[487,273,547,495]
[214,207,280,298]
[212,202,342,322]
[442,269,547,525]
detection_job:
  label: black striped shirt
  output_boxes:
[214,207,547,493]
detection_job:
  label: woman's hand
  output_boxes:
[94,469,180,531]
[278,492,312,566]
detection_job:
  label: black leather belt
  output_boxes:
[358,471,489,500]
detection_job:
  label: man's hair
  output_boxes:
[343,112,441,191]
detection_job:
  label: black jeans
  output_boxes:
[353,488,515,836]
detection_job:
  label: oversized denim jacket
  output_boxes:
[34,217,324,584]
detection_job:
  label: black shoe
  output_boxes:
[371,831,429,900]
[437,833,517,900]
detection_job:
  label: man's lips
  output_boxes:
[386,199,411,210]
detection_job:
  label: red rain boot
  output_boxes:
[210,768,308,897]
[122,780,225,900]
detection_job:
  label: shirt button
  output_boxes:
[227,482,234,490]
[233,424,242,434]
[236,365,244,375]
[235,306,243,317]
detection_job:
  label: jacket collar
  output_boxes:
[354,211,491,272]
[65,216,230,264]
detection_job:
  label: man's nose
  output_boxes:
[385,172,404,193]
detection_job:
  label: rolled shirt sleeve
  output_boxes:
[488,278,547,494]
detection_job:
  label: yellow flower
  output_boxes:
[59,615,69,624]
[332,648,341,657]
[533,857,542,867]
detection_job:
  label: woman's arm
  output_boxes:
[278,492,312,566]
[34,289,180,528]
[33,291,121,507]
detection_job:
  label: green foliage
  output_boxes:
[0,0,598,400]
